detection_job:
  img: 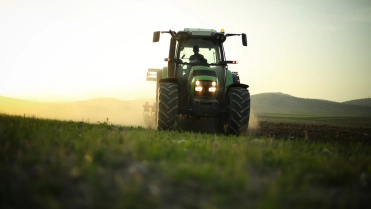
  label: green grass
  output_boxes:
[0,114,370,209]
[255,112,371,128]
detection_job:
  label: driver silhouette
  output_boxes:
[189,45,205,62]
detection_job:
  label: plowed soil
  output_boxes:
[252,121,371,144]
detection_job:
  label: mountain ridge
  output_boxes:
[1,93,371,127]
[342,98,371,107]
[2,93,369,105]
[250,92,371,115]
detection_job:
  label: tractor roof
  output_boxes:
[152,28,246,46]
[183,28,218,36]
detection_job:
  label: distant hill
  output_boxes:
[342,98,371,107]
[251,93,371,116]
[2,93,371,127]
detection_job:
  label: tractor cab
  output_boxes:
[175,37,224,106]
[176,38,222,81]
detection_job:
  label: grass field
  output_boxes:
[1,113,370,209]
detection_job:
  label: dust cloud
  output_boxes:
[248,112,260,130]
[246,112,261,137]
[1,96,260,133]
[0,97,153,127]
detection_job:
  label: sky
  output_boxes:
[1,0,370,102]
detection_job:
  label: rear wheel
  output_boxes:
[154,71,162,126]
[157,82,178,130]
[225,87,250,135]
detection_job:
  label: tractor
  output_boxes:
[145,28,250,135]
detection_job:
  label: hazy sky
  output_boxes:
[1,0,370,102]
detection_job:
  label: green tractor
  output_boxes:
[146,28,250,135]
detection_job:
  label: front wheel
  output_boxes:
[225,87,250,135]
[157,82,178,130]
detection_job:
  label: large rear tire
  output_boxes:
[225,87,250,135]
[157,82,178,130]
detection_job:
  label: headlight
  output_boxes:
[195,86,202,91]
[212,81,216,86]
[209,87,216,92]
[196,80,200,86]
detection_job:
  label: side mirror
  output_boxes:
[153,31,160,42]
[242,33,247,46]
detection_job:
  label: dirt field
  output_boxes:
[170,114,371,144]
[252,121,371,144]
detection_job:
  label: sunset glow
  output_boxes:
[1,0,370,102]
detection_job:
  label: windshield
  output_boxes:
[178,38,222,64]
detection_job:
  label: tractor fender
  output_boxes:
[232,73,239,84]
[159,78,178,84]
[225,83,249,98]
